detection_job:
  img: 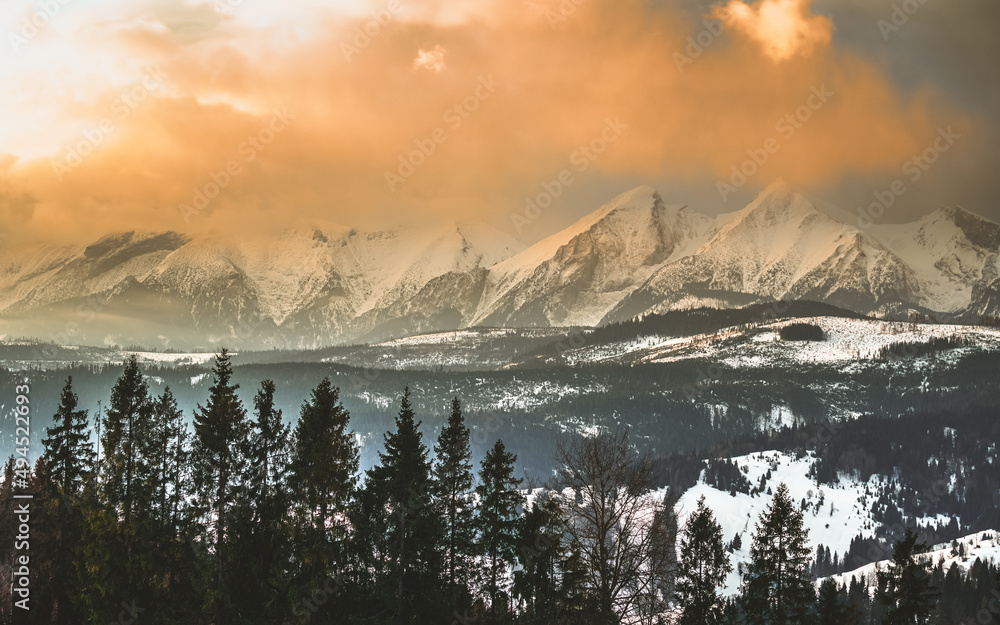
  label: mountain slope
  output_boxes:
[471,186,716,327]
[0,223,523,348]
[870,206,1000,314]
[604,182,924,323]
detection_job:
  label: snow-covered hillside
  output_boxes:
[827,530,1000,591]
[674,451,998,596]
[552,316,1000,369]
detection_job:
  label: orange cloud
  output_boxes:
[0,0,978,248]
[413,44,447,72]
[715,0,833,61]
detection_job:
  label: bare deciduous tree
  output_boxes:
[557,430,677,625]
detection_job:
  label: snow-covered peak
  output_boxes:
[491,185,666,277]
[452,219,525,265]
[716,182,821,234]
[472,186,716,327]
[695,184,857,280]
[868,205,1000,312]
[921,206,1000,251]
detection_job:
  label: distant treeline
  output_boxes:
[874,335,973,360]
[779,323,826,341]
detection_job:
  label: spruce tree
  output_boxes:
[231,379,293,622]
[101,355,153,522]
[30,457,63,623]
[877,529,938,625]
[192,349,250,625]
[559,537,596,624]
[677,496,732,625]
[365,386,444,624]
[84,356,161,623]
[145,385,204,623]
[846,575,869,624]
[288,378,358,619]
[290,378,357,544]
[38,378,93,623]
[149,386,188,529]
[249,379,290,502]
[43,377,93,497]
[476,438,525,621]
[741,483,814,625]
[432,396,476,616]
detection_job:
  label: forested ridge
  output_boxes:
[0,351,997,624]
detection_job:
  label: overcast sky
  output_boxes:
[0,0,997,247]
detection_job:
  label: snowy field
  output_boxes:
[672,450,994,596]
[557,316,1000,369]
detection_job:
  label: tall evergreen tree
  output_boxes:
[83,356,161,623]
[145,385,204,623]
[101,355,153,522]
[288,378,358,621]
[559,537,597,624]
[365,387,444,625]
[149,386,188,528]
[845,575,870,625]
[37,378,93,624]
[230,379,293,623]
[476,438,525,621]
[249,379,290,502]
[192,349,250,625]
[877,529,938,625]
[741,483,814,625]
[677,496,732,625]
[30,457,63,624]
[43,377,93,497]
[290,378,357,544]
[432,396,476,616]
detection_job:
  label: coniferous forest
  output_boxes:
[1,351,998,625]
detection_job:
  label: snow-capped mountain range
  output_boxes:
[1,182,998,349]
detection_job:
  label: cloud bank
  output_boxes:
[0,0,987,246]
